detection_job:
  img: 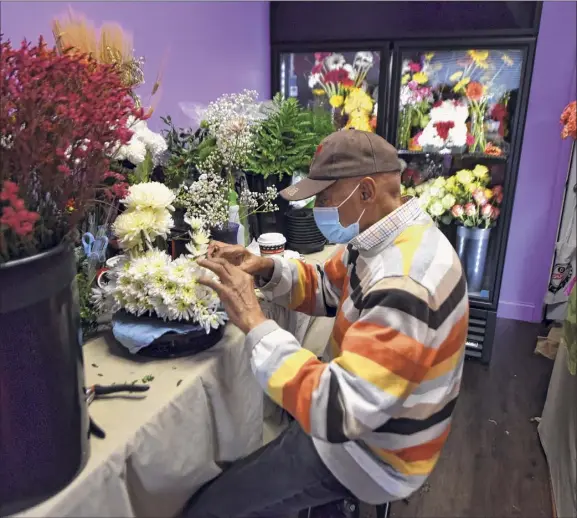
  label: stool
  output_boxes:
[298,501,390,518]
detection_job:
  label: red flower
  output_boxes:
[466,133,475,146]
[560,101,576,140]
[314,52,331,63]
[408,62,421,73]
[491,103,508,121]
[0,36,143,259]
[311,63,323,75]
[491,207,501,220]
[323,69,353,86]
[434,121,455,140]
[433,101,442,108]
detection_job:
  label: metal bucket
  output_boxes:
[0,244,90,515]
[455,226,491,294]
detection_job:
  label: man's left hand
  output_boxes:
[197,257,267,335]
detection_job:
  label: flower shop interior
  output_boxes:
[0,1,575,517]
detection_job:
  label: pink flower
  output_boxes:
[494,192,503,204]
[464,203,477,217]
[481,204,493,218]
[491,207,500,220]
[409,62,421,73]
[473,188,487,206]
[408,80,418,91]
[451,205,464,218]
[492,185,503,196]
[466,133,475,146]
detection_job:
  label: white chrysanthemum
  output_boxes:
[113,208,174,250]
[121,182,176,212]
[428,200,445,218]
[116,137,147,165]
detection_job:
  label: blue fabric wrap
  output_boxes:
[112,312,206,354]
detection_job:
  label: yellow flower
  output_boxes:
[453,77,471,93]
[343,88,373,115]
[476,60,489,70]
[456,169,474,186]
[450,71,463,82]
[401,74,410,85]
[345,109,372,132]
[329,95,344,108]
[501,54,514,67]
[468,50,489,65]
[312,89,326,96]
[484,188,493,200]
[424,53,435,61]
[467,182,480,194]
[473,164,489,180]
[413,72,429,85]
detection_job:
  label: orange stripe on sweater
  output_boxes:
[343,321,434,383]
[324,248,347,294]
[291,261,319,314]
[281,357,325,433]
[389,426,451,463]
[433,311,469,365]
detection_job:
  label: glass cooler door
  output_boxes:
[277,48,386,133]
[391,44,527,305]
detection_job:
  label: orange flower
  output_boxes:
[466,82,484,101]
[560,101,576,140]
[484,143,502,156]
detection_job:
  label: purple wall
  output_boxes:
[0,1,270,131]
[498,1,577,322]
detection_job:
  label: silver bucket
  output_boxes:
[455,226,491,294]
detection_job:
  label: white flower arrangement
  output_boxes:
[418,100,469,152]
[113,182,175,251]
[94,182,227,331]
[115,117,168,166]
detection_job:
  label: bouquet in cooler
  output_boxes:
[416,100,471,153]
[308,52,378,132]
[447,165,503,228]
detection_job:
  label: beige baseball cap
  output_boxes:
[280,129,405,202]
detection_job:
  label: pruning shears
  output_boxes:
[86,383,150,439]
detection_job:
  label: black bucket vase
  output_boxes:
[210,222,239,245]
[245,173,292,236]
[0,244,90,515]
[286,208,326,255]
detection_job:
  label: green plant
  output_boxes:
[246,94,334,180]
[161,115,207,188]
[75,249,100,337]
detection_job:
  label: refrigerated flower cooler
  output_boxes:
[270,1,542,363]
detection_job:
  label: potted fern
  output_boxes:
[246,94,333,236]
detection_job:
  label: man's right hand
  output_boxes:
[206,241,275,280]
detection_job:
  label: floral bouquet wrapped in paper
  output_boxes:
[93,182,227,356]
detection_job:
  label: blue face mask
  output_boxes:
[313,185,366,244]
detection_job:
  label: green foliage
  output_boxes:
[75,250,99,338]
[246,94,335,180]
[128,150,153,185]
[161,115,208,188]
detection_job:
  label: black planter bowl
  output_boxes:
[286,240,326,255]
[286,236,326,245]
[286,228,325,238]
[138,324,225,358]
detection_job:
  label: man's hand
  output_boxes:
[197,257,267,334]
[207,241,274,280]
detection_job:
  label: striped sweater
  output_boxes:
[246,198,469,504]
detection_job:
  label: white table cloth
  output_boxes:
[16,325,262,518]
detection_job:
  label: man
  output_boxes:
[185,130,469,518]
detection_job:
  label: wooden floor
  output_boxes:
[381,318,554,518]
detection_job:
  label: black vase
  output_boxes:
[286,208,326,254]
[245,173,292,236]
[210,222,240,245]
[0,244,90,515]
